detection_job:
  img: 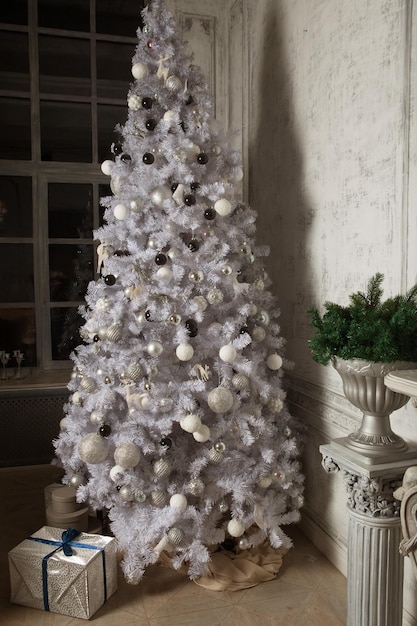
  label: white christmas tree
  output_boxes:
[54,0,304,584]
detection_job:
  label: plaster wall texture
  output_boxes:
[248,0,417,622]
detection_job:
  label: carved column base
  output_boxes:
[320,442,417,626]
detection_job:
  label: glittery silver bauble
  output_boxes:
[188,269,204,283]
[119,486,134,502]
[207,387,234,413]
[153,458,171,478]
[70,473,86,488]
[214,441,226,452]
[125,363,143,382]
[232,373,249,390]
[78,433,109,464]
[208,322,222,337]
[193,295,208,311]
[135,491,146,503]
[147,236,158,249]
[150,184,172,206]
[206,287,223,305]
[218,501,229,513]
[169,313,181,325]
[114,442,141,469]
[146,340,163,356]
[79,376,96,394]
[167,246,181,260]
[166,75,182,92]
[188,478,205,496]
[150,490,167,506]
[106,324,123,342]
[167,527,184,545]
[208,448,223,464]
[90,411,103,425]
[173,147,188,163]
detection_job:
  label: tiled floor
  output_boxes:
[0,465,347,625]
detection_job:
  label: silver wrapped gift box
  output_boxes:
[8,526,118,620]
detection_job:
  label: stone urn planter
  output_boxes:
[332,357,417,459]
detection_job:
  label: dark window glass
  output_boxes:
[97,103,125,162]
[0,308,37,369]
[0,176,32,237]
[0,97,31,160]
[0,243,34,302]
[49,243,94,302]
[97,40,133,99]
[96,0,143,37]
[50,306,84,360]
[0,0,28,25]
[39,35,90,97]
[38,0,90,32]
[0,32,29,91]
[48,183,93,239]
[40,100,92,162]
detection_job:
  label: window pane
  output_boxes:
[48,183,93,238]
[97,41,133,98]
[0,32,29,91]
[96,0,143,37]
[0,243,34,302]
[49,244,94,302]
[0,176,32,237]
[51,306,84,360]
[39,35,90,97]
[0,308,36,369]
[0,97,31,160]
[97,103,125,162]
[40,101,92,162]
[0,0,28,25]
[38,0,90,32]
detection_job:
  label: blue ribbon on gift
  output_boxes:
[28,527,107,612]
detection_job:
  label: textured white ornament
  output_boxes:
[268,397,284,413]
[114,442,141,468]
[78,433,109,464]
[207,387,234,413]
[150,185,172,206]
[267,354,283,370]
[163,109,177,125]
[206,288,224,305]
[170,494,188,511]
[176,344,194,361]
[132,61,147,79]
[167,246,181,260]
[156,267,173,283]
[154,458,172,478]
[130,199,143,212]
[188,478,205,496]
[100,160,113,176]
[193,424,211,442]
[166,75,182,92]
[72,391,82,406]
[127,94,142,110]
[110,464,125,482]
[113,203,130,220]
[147,341,163,356]
[96,297,110,311]
[90,411,103,425]
[227,519,245,537]
[214,198,232,216]
[208,322,222,337]
[219,344,237,363]
[180,414,201,433]
[193,295,208,311]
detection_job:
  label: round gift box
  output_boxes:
[52,486,80,514]
[46,503,89,531]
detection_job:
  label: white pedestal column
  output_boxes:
[320,443,417,626]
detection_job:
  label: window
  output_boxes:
[0,0,145,373]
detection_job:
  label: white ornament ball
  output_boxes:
[110,176,121,195]
[59,417,69,430]
[96,297,110,311]
[130,198,143,212]
[227,519,245,537]
[110,464,125,482]
[156,267,173,283]
[193,295,208,311]
[207,288,224,305]
[163,110,177,125]
[150,185,172,206]
[207,387,234,413]
[70,473,86,488]
[176,344,194,361]
[180,414,201,433]
[119,486,134,502]
[219,344,237,363]
[78,433,109,464]
[147,341,163,356]
[214,198,232,216]
[267,353,283,370]
[90,411,103,426]
[114,442,141,468]
[100,160,113,176]
[113,203,130,220]
[127,94,142,110]
[167,246,181,260]
[132,61,147,79]
[193,424,211,442]
[72,391,82,406]
[170,494,188,511]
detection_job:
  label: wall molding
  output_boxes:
[299,506,348,577]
